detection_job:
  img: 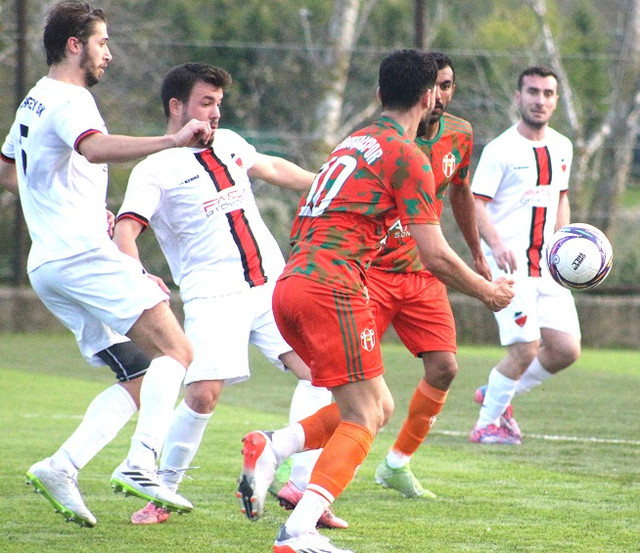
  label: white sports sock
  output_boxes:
[159,399,212,491]
[127,356,186,470]
[287,380,331,490]
[515,357,552,396]
[284,489,329,537]
[476,367,518,428]
[385,449,411,469]
[52,383,137,472]
[271,423,305,466]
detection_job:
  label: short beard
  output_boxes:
[520,113,547,130]
[79,48,99,87]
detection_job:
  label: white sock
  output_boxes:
[284,490,329,536]
[271,423,305,466]
[515,357,552,396]
[159,399,212,491]
[385,449,411,469]
[476,367,518,428]
[51,383,137,472]
[127,356,186,470]
[287,380,331,490]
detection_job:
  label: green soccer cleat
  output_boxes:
[374,459,436,499]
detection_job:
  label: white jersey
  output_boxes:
[1,77,111,272]
[118,129,285,302]
[471,124,573,277]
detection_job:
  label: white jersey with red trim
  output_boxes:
[471,124,573,277]
[1,77,110,271]
[117,129,285,301]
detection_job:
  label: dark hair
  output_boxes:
[378,49,438,111]
[160,62,232,118]
[517,66,559,90]
[44,1,106,66]
[430,51,455,83]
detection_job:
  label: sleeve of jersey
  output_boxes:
[52,89,107,153]
[452,127,473,187]
[395,151,440,226]
[116,161,162,228]
[1,120,18,161]
[470,142,502,201]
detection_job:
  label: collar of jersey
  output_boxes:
[377,115,406,137]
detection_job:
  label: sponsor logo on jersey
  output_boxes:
[442,152,456,179]
[203,186,248,216]
[520,186,555,207]
[360,328,376,352]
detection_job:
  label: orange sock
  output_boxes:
[392,379,448,456]
[298,403,341,450]
[306,421,374,502]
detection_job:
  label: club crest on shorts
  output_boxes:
[360,328,376,351]
[514,311,527,327]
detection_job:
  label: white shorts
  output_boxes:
[29,243,168,366]
[487,255,581,346]
[183,281,292,386]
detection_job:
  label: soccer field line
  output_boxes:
[434,429,640,446]
[19,413,640,446]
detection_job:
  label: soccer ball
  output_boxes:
[545,223,613,291]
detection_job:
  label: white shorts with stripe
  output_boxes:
[183,280,291,386]
[29,242,168,366]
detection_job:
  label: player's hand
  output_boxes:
[483,276,515,312]
[492,244,517,274]
[145,272,171,295]
[473,254,492,281]
[173,118,213,148]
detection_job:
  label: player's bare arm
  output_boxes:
[248,153,315,191]
[112,217,171,295]
[555,192,571,230]
[474,196,517,274]
[409,222,514,312]
[449,184,492,281]
[77,118,213,164]
[0,158,18,193]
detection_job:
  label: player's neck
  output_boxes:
[516,120,547,142]
[47,62,87,88]
[381,106,423,140]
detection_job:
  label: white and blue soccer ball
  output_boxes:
[545,223,613,291]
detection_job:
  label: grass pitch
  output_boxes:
[0,332,638,552]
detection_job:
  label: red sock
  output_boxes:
[306,421,373,501]
[392,379,448,456]
[298,403,341,450]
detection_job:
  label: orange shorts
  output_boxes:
[272,275,384,389]
[366,268,456,356]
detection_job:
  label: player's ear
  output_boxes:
[168,98,183,119]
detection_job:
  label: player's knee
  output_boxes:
[380,391,395,428]
[96,341,151,382]
[184,381,221,414]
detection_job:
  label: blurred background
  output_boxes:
[1,0,639,293]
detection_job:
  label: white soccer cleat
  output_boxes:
[273,525,354,553]
[110,460,193,513]
[236,431,277,521]
[26,457,97,528]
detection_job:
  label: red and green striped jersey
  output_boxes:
[371,112,473,273]
[281,116,439,295]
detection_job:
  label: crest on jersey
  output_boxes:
[442,152,456,179]
[360,328,376,352]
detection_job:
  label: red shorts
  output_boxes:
[272,275,384,389]
[366,268,456,356]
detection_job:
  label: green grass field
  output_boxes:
[0,333,638,552]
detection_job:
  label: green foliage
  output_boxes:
[1,335,639,552]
